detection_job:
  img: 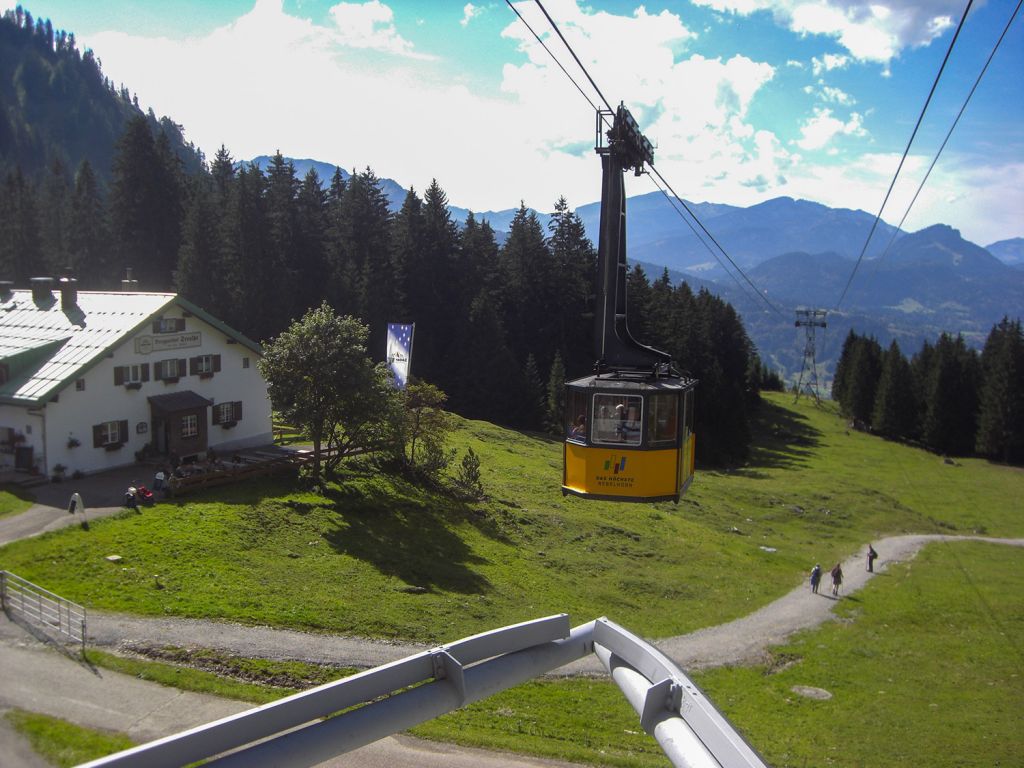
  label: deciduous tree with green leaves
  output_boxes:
[258,303,397,483]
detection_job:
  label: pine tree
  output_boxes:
[40,156,70,273]
[975,317,1024,463]
[831,329,859,408]
[174,174,224,311]
[67,160,110,284]
[871,340,916,440]
[846,335,883,427]
[545,350,567,434]
[0,167,43,283]
[923,333,980,455]
[108,116,183,289]
[521,353,546,430]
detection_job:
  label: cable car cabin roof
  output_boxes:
[566,372,697,392]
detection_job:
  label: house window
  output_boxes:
[181,414,198,438]
[153,317,186,334]
[114,364,150,386]
[155,358,184,381]
[242,357,250,369]
[213,401,243,425]
[92,419,128,448]
[76,379,85,391]
[189,354,221,377]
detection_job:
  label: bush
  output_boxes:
[454,447,485,499]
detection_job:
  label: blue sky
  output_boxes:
[11,0,1023,244]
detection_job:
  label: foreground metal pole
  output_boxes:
[593,618,767,768]
[208,621,596,767]
[595,644,720,768]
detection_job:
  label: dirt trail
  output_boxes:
[81,534,1024,676]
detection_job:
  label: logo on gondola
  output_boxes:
[603,456,627,474]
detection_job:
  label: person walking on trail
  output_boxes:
[867,544,878,572]
[830,562,844,596]
[809,563,822,594]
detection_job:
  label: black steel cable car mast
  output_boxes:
[593,104,673,377]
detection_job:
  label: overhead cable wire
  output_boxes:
[503,0,600,113]
[868,0,1022,276]
[834,0,975,310]
[648,165,788,318]
[526,0,786,319]
[647,175,762,305]
[532,0,614,112]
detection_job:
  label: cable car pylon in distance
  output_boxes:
[562,104,697,503]
[793,308,828,404]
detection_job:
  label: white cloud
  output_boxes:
[786,59,805,68]
[811,52,849,76]
[690,0,962,62]
[74,0,1020,244]
[328,0,426,58]
[795,107,866,150]
[819,84,855,105]
[461,3,482,27]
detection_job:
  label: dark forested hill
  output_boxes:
[0,6,203,186]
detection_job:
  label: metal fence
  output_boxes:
[0,570,86,653]
[79,614,767,768]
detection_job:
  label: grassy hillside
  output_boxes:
[0,393,1020,643]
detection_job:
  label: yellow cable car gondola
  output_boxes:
[562,105,697,503]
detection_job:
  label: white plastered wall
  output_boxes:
[36,307,272,477]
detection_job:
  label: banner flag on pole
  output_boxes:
[386,323,415,389]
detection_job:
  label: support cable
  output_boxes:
[868,0,1022,275]
[503,0,600,113]
[533,0,614,112]
[834,0,975,310]
[524,0,786,319]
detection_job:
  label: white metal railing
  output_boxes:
[0,570,87,653]
[78,614,767,768]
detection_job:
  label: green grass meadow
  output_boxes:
[0,487,34,519]
[0,392,1021,766]
[1,393,1019,644]
[4,709,134,768]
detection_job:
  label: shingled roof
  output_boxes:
[0,287,260,406]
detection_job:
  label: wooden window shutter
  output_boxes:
[176,318,185,332]
[141,363,150,382]
[189,357,198,375]
[233,401,243,421]
[119,420,128,443]
[92,424,104,447]
[177,359,187,377]
[212,405,222,425]
[213,355,221,372]
[152,320,161,333]
[114,366,125,386]
[154,361,163,381]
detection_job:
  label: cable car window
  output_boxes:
[566,389,588,443]
[592,394,642,446]
[684,390,694,435]
[648,393,678,445]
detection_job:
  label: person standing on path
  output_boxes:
[867,544,878,572]
[830,562,843,596]
[809,563,822,594]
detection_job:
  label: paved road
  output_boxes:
[3,486,1023,766]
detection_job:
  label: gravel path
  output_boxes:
[81,534,1024,676]
[3,490,1023,767]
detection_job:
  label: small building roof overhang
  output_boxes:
[148,391,214,415]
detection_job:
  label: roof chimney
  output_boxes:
[0,281,12,301]
[121,267,138,292]
[30,277,54,302]
[59,277,78,309]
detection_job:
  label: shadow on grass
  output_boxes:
[737,399,824,475]
[322,485,492,595]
